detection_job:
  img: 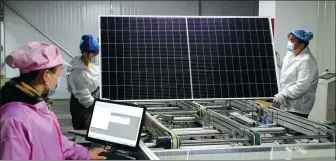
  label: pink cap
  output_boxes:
[5,41,70,73]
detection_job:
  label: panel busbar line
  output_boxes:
[99,16,278,101]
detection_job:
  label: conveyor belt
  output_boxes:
[140,100,335,153]
[262,135,329,141]
[181,138,250,146]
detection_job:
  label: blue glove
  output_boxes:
[273,92,285,104]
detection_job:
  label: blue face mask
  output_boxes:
[287,42,295,53]
[47,77,60,97]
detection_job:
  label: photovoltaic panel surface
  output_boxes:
[100,17,192,100]
[99,16,278,101]
[188,18,277,99]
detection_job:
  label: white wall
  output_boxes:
[201,1,259,16]
[258,1,275,17]
[315,1,336,74]
[274,1,335,74]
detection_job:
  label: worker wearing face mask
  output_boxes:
[67,34,100,130]
[273,29,319,118]
[0,41,106,160]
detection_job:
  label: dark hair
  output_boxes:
[287,32,309,48]
[19,66,58,84]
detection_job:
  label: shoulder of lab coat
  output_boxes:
[67,56,97,108]
[282,47,318,99]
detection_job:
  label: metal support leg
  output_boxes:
[0,0,4,76]
[198,0,202,16]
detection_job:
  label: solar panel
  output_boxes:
[100,17,192,100]
[188,18,277,99]
[99,16,278,101]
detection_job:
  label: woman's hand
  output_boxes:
[272,102,281,108]
[89,148,107,160]
[273,92,285,104]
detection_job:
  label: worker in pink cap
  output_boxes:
[0,41,106,160]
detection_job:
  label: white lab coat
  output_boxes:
[67,56,100,108]
[277,47,319,115]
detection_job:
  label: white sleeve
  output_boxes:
[282,59,317,99]
[275,51,283,69]
[68,71,95,108]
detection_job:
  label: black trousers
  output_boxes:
[69,94,94,130]
[288,111,309,118]
[69,88,100,130]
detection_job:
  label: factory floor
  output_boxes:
[52,99,86,142]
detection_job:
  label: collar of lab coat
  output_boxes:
[27,101,50,113]
[294,47,310,61]
[69,56,87,69]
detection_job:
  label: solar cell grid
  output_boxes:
[187,17,277,98]
[101,17,192,100]
[100,16,278,101]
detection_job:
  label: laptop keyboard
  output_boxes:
[109,151,136,160]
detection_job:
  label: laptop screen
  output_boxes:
[87,100,145,147]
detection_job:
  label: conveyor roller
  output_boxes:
[147,107,181,111]
[262,135,329,141]
[150,111,197,115]
[173,129,223,136]
[250,127,285,134]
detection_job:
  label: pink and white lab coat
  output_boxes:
[0,101,90,160]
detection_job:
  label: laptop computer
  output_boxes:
[85,100,146,159]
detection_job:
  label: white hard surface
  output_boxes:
[309,77,336,121]
[156,148,335,160]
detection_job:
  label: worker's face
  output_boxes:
[85,51,99,61]
[288,35,303,54]
[90,51,100,59]
[43,65,62,93]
